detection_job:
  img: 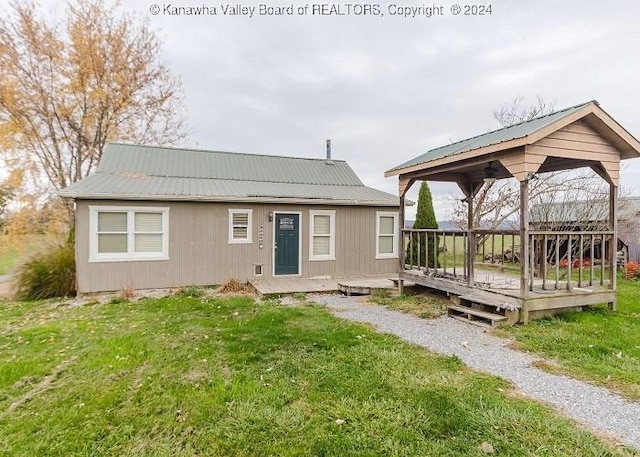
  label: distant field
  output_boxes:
[0,235,62,275]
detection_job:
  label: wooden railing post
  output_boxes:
[520,179,530,314]
[609,184,618,310]
[467,196,475,287]
[399,195,406,295]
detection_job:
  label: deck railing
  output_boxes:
[402,228,616,297]
[528,230,614,291]
[403,229,470,280]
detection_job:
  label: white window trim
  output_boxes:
[309,210,336,261]
[375,211,399,260]
[89,206,169,262]
[228,209,253,244]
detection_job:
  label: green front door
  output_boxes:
[275,213,300,275]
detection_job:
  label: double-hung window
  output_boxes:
[376,212,399,259]
[228,209,252,244]
[309,210,335,261]
[90,206,169,261]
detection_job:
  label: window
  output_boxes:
[376,212,399,259]
[309,210,335,261]
[229,209,252,244]
[89,206,169,262]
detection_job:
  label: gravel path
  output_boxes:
[311,294,640,450]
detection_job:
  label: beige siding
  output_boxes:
[530,120,621,164]
[76,200,398,292]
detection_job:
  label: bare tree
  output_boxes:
[493,96,555,127]
[449,97,602,232]
[0,0,187,219]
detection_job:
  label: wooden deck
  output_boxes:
[250,274,397,296]
[401,268,615,324]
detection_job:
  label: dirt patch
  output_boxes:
[4,357,77,414]
[183,369,209,384]
[0,281,12,299]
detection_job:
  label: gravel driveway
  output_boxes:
[311,294,640,450]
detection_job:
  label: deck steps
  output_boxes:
[447,304,508,328]
[448,290,521,327]
[458,292,521,312]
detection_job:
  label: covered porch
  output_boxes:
[386,101,640,324]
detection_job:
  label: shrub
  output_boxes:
[13,241,76,300]
[219,278,253,294]
[175,285,204,298]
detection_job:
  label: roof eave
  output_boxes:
[59,192,400,207]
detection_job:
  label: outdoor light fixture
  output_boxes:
[483,161,497,184]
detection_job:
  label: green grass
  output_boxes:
[0,295,634,456]
[496,280,640,400]
[0,243,20,276]
[370,289,449,319]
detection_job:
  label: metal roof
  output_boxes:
[530,197,640,224]
[60,143,399,206]
[98,143,364,185]
[388,100,595,173]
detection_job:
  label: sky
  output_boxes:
[33,0,640,218]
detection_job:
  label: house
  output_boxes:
[59,143,401,293]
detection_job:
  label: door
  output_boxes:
[275,213,300,275]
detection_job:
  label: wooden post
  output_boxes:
[467,195,475,287]
[520,179,530,323]
[399,194,406,295]
[609,183,618,310]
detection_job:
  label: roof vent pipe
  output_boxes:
[326,139,332,160]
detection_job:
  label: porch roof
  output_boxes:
[385,100,640,186]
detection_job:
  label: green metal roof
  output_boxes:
[388,100,596,173]
[60,143,399,206]
[98,143,364,185]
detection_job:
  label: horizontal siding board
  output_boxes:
[533,137,620,155]
[560,120,599,135]
[548,130,611,146]
[527,145,620,164]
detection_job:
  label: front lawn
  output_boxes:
[0,294,632,456]
[496,280,640,400]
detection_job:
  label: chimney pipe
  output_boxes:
[326,139,331,160]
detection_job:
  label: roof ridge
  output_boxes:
[423,100,597,156]
[106,142,349,163]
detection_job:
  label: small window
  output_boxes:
[90,206,169,262]
[376,212,399,259]
[229,209,253,244]
[309,210,335,261]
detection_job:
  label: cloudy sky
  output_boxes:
[94,1,640,217]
